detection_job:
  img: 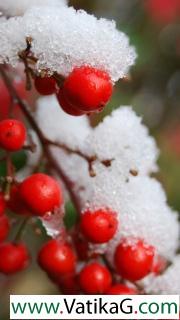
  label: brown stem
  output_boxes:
[0,66,82,214]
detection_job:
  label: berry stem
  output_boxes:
[0,66,82,214]
[6,153,14,178]
[14,217,30,243]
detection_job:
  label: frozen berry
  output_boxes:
[0,243,29,274]
[80,208,118,244]
[63,66,113,112]
[79,262,112,294]
[38,240,76,275]
[0,192,6,216]
[0,215,10,242]
[114,238,155,281]
[34,76,57,95]
[106,284,137,295]
[0,119,26,151]
[57,90,85,116]
[19,173,63,216]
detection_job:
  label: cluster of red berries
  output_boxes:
[34,66,113,116]
[38,239,137,295]
[0,78,166,294]
[0,116,64,274]
[0,172,63,275]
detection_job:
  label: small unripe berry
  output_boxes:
[57,90,85,116]
[114,238,155,282]
[38,240,76,275]
[0,243,29,274]
[0,192,6,216]
[80,208,118,244]
[0,119,26,151]
[0,215,10,242]
[19,173,63,216]
[34,76,57,95]
[63,66,113,112]
[106,284,137,295]
[79,262,112,294]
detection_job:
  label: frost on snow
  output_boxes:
[0,6,136,82]
[0,0,67,17]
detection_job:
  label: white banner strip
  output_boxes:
[10,295,179,319]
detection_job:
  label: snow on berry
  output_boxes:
[0,0,67,17]
[80,208,118,244]
[61,66,113,112]
[87,174,179,261]
[0,6,136,82]
[114,238,155,281]
[144,255,180,295]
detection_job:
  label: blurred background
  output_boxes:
[0,0,180,318]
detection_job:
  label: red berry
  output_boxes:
[114,239,155,282]
[38,240,76,275]
[57,90,85,116]
[34,76,57,95]
[0,192,6,216]
[7,184,30,216]
[19,173,63,216]
[106,284,137,295]
[0,215,10,242]
[0,119,26,151]
[0,78,27,120]
[0,243,29,274]
[63,66,113,112]
[58,273,80,294]
[79,262,112,294]
[80,208,118,244]
[145,0,180,25]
